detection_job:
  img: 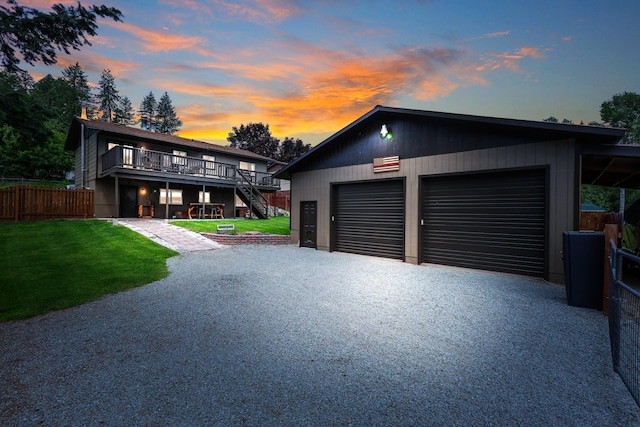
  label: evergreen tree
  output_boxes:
[0,1,122,73]
[114,95,134,125]
[61,62,91,117]
[155,91,182,134]
[96,68,119,122]
[139,91,157,130]
[0,70,73,178]
[31,74,78,132]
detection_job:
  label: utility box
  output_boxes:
[562,231,604,310]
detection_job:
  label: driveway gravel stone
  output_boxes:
[1,245,638,426]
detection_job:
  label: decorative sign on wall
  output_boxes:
[373,155,400,173]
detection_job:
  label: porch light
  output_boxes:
[140,187,147,195]
[380,124,393,140]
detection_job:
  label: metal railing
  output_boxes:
[236,169,281,188]
[237,169,270,219]
[608,240,640,407]
[101,146,237,181]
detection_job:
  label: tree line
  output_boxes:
[227,123,311,163]
[543,91,640,144]
[0,64,183,179]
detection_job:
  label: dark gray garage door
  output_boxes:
[332,179,404,260]
[421,168,547,277]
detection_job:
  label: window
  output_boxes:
[198,191,211,203]
[159,189,183,205]
[239,161,255,172]
[107,143,134,167]
[203,155,216,176]
[239,161,256,179]
[173,150,187,166]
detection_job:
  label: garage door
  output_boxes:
[421,169,546,277]
[332,179,404,260]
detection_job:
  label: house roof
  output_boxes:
[64,117,274,162]
[274,105,631,185]
[581,203,605,212]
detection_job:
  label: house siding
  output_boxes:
[290,139,575,284]
[65,119,277,219]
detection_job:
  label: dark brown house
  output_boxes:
[65,118,279,220]
[275,105,635,283]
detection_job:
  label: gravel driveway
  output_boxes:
[1,245,638,426]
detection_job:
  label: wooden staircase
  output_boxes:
[236,170,269,219]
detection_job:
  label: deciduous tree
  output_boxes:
[600,92,640,144]
[278,137,310,163]
[227,123,280,158]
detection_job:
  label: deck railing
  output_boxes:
[101,146,280,189]
[102,146,237,181]
[608,240,640,408]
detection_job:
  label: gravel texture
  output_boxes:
[1,245,638,426]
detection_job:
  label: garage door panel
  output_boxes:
[427,248,544,276]
[422,169,546,277]
[333,180,404,260]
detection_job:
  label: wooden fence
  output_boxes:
[264,192,290,212]
[0,186,94,222]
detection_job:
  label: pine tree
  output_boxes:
[113,95,134,125]
[155,91,182,134]
[0,1,122,73]
[138,91,157,131]
[61,62,91,117]
[96,68,119,122]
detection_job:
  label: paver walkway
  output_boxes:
[117,218,222,252]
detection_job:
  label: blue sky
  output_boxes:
[24,0,640,146]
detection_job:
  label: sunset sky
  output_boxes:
[21,0,640,147]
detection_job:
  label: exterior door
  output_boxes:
[420,168,547,278]
[300,201,317,248]
[120,185,138,218]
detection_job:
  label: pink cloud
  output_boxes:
[210,0,300,24]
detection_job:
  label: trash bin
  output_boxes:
[562,231,604,310]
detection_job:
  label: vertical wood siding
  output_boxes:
[290,139,575,283]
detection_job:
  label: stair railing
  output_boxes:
[236,170,270,218]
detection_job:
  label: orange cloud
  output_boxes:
[105,21,210,55]
[483,46,545,72]
[516,47,545,59]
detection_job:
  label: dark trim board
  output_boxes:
[419,167,549,279]
[330,178,406,261]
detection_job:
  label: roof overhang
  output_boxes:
[275,105,627,180]
[581,145,640,189]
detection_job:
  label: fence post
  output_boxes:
[607,243,619,372]
[603,224,618,316]
[13,186,19,222]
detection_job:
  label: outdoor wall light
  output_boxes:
[140,187,147,195]
[380,124,393,140]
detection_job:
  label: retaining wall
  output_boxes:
[202,232,291,245]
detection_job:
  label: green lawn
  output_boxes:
[171,215,291,235]
[0,220,177,322]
